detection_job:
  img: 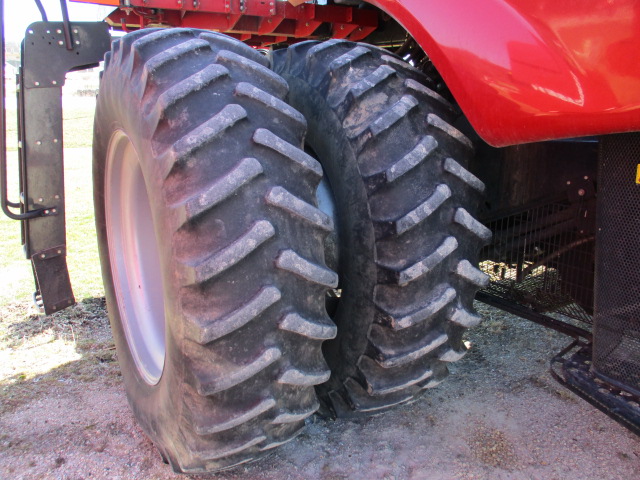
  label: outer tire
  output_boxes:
[93,29,337,473]
[274,40,490,415]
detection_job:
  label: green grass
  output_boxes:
[0,96,103,309]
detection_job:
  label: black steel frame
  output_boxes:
[551,341,640,436]
[476,291,592,342]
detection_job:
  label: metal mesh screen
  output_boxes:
[593,133,640,395]
[480,200,595,325]
[473,141,597,328]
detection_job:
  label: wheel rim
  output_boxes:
[316,170,342,316]
[316,174,340,266]
[105,131,166,385]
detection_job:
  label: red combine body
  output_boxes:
[74,0,640,145]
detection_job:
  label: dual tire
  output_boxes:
[274,40,490,415]
[94,30,487,473]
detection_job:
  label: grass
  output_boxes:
[0,297,119,415]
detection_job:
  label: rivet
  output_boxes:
[53,139,58,143]
[578,188,585,196]
[52,80,57,85]
[36,140,42,145]
[46,30,51,34]
[73,29,79,34]
[584,176,589,180]
[34,81,40,86]
[75,40,80,45]
[56,29,62,34]
[51,208,57,213]
[40,254,46,259]
[44,210,49,215]
[57,250,62,254]
[28,29,34,34]
[54,195,60,199]
[38,197,44,202]
[566,180,571,185]
[58,40,64,46]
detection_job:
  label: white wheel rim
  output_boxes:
[105,130,166,385]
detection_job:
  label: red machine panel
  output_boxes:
[367,0,640,146]
[73,0,640,146]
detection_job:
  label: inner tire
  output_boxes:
[93,29,337,473]
[274,40,490,416]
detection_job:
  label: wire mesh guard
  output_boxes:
[593,133,640,396]
[479,199,595,326]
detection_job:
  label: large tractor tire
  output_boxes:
[274,40,491,415]
[93,29,337,473]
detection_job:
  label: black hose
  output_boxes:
[59,0,73,50]
[0,0,46,220]
[0,0,12,219]
[34,0,48,22]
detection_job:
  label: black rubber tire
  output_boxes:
[93,29,337,473]
[274,40,491,415]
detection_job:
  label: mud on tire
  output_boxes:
[93,29,337,472]
[274,40,490,415]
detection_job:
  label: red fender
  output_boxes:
[367,0,640,146]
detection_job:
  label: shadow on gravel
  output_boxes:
[2,297,108,347]
[0,297,121,416]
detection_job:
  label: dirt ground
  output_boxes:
[1,298,638,480]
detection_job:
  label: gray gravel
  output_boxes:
[1,301,639,479]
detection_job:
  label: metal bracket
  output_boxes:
[23,21,110,89]
[31,245,74,314]
[15,21,110,313]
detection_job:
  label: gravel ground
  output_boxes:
[1,299,639,480]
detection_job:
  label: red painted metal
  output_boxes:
[73,0,640,146]
[86,0,377,48]
[365,0,640,146]
[72,0,118,5]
